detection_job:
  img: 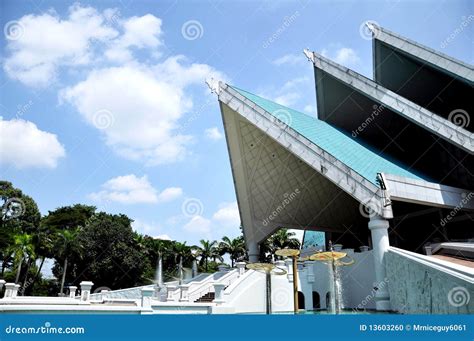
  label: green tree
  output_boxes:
[56,228,83,295]
[7,233,35,284]
[70,212,151,290]
[0,181,41,275]
[260,228,300,261]
[219,236,246,267]
[196,240,221,272]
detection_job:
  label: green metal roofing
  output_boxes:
[231,86,426,185]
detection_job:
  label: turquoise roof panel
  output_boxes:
[231,86,426,185]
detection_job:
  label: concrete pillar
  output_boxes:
[213,283,226,303]
[166,285,178,302]
[368,215,391,311]
[68,286,77,298]
[141,287,155,307]
[79,281,94,302]
[305,261,315,283]
[236,262,246,276]
[179,284,190,302]
[12,284,20,298]
[248,241,259,263]
[4,283,16,298]
[284,258,293,282]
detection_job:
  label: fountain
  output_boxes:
[309,242,354,314]
[275,248,300,314]
[246,263,287,314]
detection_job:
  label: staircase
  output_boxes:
[194,292,215,303]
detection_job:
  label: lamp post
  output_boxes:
[246,263,287,314]
[275,248,300,314]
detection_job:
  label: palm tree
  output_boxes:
[262,229,301,261]
[7,233,35,284]
[56,228,82,296]
[219,236,246,267]
[196,240,220,272]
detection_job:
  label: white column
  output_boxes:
[4,283,16,298]
[213,283,226,303]
[248,241,259,263]
[236,262,246,276]
[179,284,190,302]
[368,215,391,311]
[12,284,20,298]
[166,285,178,302]
[68,286,77,298]
[79,281,94,302]
[305,261,315,283]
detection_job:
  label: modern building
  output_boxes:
[211,22,473,312]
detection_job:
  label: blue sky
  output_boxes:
[1,0,472,246]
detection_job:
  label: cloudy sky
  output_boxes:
[0,0,471,245]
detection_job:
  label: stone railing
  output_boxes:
[386,247,474,314]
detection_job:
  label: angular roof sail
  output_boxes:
[231,86,425,185]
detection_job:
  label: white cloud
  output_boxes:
[272,53,306,66]
[212,201,240,229]
[0,119,65,169]
[183,215,211,234]
[321,46,360,67]
[61,58,224,166]
[105,14,163,62]
[89,174,158,204]
[205,127,223,140]
[132,219,172,240]
[3,4,118,87]
[157,187,183,203]
[261,76,310,107]
[89,174,182,204]
[303,104,316,114]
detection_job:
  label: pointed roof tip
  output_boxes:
[303,48,315,63]
[365,20,379,33]
[205,78,222,95]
